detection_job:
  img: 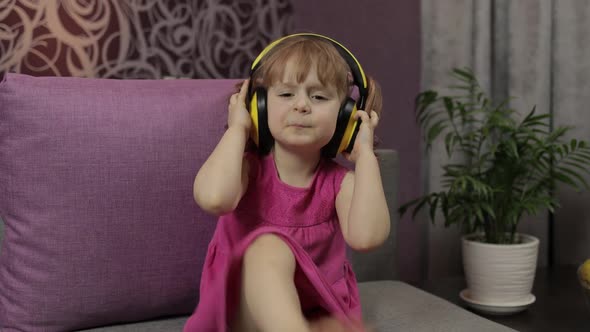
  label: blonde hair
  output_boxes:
[250,35,383,117]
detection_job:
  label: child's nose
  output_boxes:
[293,95,310,113]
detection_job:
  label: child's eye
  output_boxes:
[279,92,293,98]
[312,95,328,101]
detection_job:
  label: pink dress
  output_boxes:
[183,153,361,331]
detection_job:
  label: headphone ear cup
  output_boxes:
[249,87,273,154]
[322,98,357,158]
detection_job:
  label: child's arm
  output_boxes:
[193,80,252,216]
[336,110,391,251]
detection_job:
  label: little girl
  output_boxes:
[184,33,390,332]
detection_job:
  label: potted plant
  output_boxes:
[400,68,590,313]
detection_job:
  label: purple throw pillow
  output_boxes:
[0,73,237,331]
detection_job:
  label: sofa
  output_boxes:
[0,72,514,331]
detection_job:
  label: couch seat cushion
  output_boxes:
[359,281,516,332]
[79,281,516,331]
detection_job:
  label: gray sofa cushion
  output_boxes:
[360,281,515,332]
[349,150,399,283]
[80,281,515,332]
[79,316,187,332]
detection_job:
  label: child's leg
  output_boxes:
[233,234,310,332]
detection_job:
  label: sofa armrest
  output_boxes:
[349,148,399,282]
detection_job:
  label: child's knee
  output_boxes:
[243,233,295,272]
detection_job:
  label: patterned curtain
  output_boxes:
[422,0,590,278]
[0,0,293,78]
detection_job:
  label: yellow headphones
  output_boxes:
[247,33,368,158]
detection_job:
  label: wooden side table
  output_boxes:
[420,265,590,332]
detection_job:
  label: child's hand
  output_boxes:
[343,110,379,163]
[228,79,252,135]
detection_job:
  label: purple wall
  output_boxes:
[292,1,423,283]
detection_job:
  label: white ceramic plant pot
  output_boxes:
[462,233,539,303]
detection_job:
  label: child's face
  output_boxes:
[266,60,342,154]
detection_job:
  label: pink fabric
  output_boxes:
[0,73,238,331]
[183,153,361,331]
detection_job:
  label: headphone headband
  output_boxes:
[248,33,369,157]
[250,33,368,109]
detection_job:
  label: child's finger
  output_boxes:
[238,79,249,102]
[355,110,369,122]
[229,92,238,105]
